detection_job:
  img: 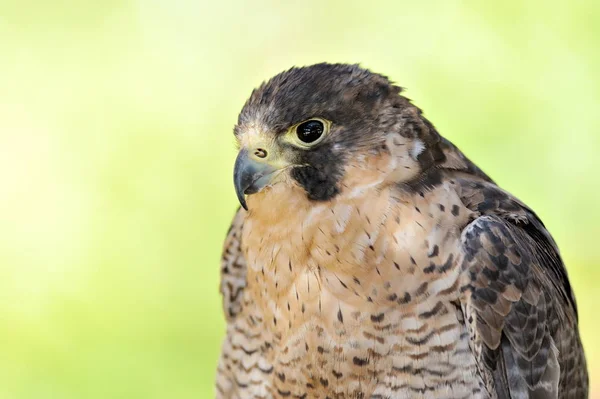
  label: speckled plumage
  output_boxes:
[216,64,588,398]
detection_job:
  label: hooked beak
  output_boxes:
[233,148,279,210]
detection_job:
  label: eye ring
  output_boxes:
[289,118,330,148]
[296,120,324,143]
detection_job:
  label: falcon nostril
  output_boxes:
[254,148,268,159]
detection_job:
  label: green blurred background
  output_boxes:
[0,0,598,397]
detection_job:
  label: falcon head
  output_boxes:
[233,63,445,211]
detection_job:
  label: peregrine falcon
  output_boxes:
[216,63,588,398]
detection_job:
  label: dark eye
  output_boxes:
[296,120,324,144]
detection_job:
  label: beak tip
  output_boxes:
[234,148,277,212]
[234,149,250,211]
[235,189,249,211]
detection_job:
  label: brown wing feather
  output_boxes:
[220,207,247,321]
[457,178,588,398]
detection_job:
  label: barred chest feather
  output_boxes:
[225,181,489,398]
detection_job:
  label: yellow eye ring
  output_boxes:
[287,118,331,148]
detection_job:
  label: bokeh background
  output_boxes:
[1,0,598,397]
